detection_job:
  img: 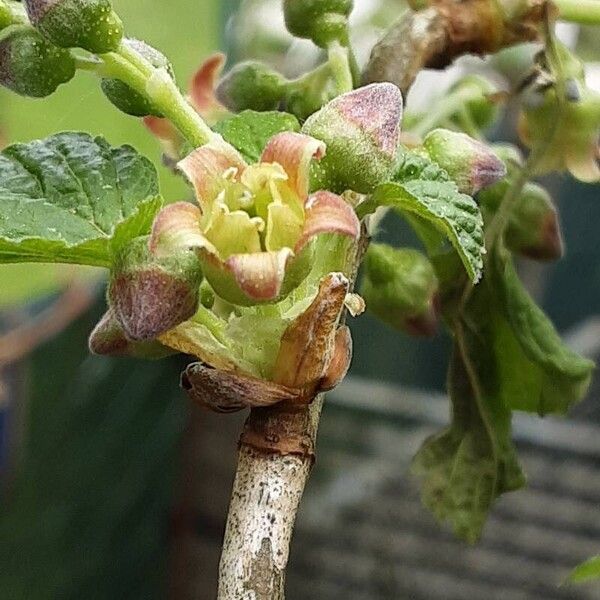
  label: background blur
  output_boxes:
[1,1,600,599]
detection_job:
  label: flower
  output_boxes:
[151,131,360,306]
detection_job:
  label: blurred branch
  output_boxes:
[0,283,95,366]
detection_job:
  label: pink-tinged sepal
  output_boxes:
[150,201,208,256]
[303,82,403,194]
[261,132,326,198]
[89,309,174,359]
[188,53,230,122]
[108,237,202,341]
[296,190,360,252]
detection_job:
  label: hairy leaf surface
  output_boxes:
[0,132,162,267]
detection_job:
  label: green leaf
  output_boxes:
[413,337,526,543]
[213,110,300,163]
[566,556,600,584]
[0,132,162,268]
[492,248,594,415]
[358,179,485,283]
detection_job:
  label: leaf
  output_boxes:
[413,339,526,543]
[0,132,162,268]
[358,179,485,283]
[566,556,600,584]
[213,110,301,163]
[492,248,594,415]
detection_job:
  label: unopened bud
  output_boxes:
[480,182,563,261]
[24,0,123,53]
[423,128,506,195]
[361,244,439,337]
[303,82,403,194]
[0,26,75,97]
[89,309,174,359]
[108,236,202,341]
[283,0,353,48]
[101,39,174,117]
[216,61,286,112]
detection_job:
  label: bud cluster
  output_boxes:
[24,0,123,53]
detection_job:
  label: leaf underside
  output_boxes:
[0,132,162,268]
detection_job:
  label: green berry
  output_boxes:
[24,0,123,53]
[216,61,287,112]
[283,0,353,48]
[101,39,174,117]
[361,244,439,337]
[0,25,75,97]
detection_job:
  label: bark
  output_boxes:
[217,398,323,600]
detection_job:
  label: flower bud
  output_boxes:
[108,236,202,341]
[216,61,286,112]
[479,182,563,261]
[24,0,123,53]
[361,244,439,337]
[0,26,75,97]
[449,75,500,131]
[283,0,353,48]
[101,39,174,117]
[89,309,174,359]
[423,128,506,195]
[303,82,403,194]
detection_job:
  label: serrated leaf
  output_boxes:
[492,248,594,415]
[358,179,485,283]
[566,556,600,584]
[413,339,526,543]
[0,132,162,268]
[213,110,300,163]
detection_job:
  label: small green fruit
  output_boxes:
[283,0,353,47]
[101,39,174,117]
[303,82,403,194]
[0,25,75,97]
[361,244,439,337]
[24,0,123,53]
[216,61,287,112]
[423,128,506,195]
[109,236,202,341]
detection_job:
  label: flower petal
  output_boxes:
[266,202,304,251]
[295,191,360,253]
[143,115,184,162]
[203,202,263,257]
[149,201,215,257]
[178,141,247,211]
[260,131,325,198]
[188,53,228,120]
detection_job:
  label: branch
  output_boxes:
[217,399,323,599]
